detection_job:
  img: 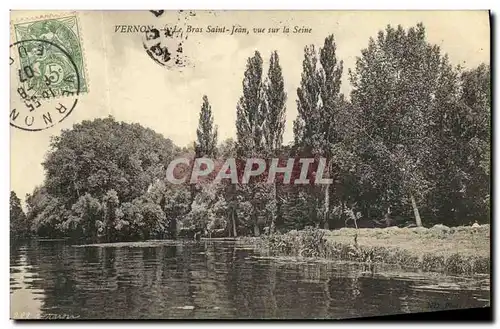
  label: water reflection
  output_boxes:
[10,240,490,319]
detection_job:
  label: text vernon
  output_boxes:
[114,25,155,33]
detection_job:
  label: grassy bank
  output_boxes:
[243,225,490,276]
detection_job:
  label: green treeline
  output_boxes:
[10,23,490,242]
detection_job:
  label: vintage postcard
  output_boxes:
[9,10,490,320]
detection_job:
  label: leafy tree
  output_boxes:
[67,193,103,241]
[183,181,229,234]
[35,196,69,238]
[10,191,28,238]
[116,201,142,240]
[134,197,167,240]
[262,51,287,233]
[218,138,238,158]
[293,44,321,150]
[25,186,51,235]
[192,95,219,207]
[43,116,176,206]
[236,51,265,155]
[161,184,191,236]
[349,24,444,227]
[293,35,344,228]
[235,51,270,236]
[28,117,181,242]
[101,189,120,241]
[263,51,287,152]
[281,186,321,231]
[195,95,218,158]
[425,62,490,225]
[216,139,240,236]
[459,64,491,222]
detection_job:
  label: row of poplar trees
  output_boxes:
[189,23,490,235]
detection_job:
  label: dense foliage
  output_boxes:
[10,191,28,239]
[15,23,490,242]
[22,117,188,242]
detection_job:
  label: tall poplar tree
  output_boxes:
[263,51,287,152]
[195,95,218,158]
[236,51,265,156]
[235,51,266,236]
[262,51,287,233]
[294,35,344,228]
[293,45,321,150]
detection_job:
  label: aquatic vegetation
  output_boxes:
[257,225,490,276]
[267,227,328,258]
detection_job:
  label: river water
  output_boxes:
[10,240,490,320]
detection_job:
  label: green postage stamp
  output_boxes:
[13,15,89,97]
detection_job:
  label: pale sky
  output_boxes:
[10,10,490,201]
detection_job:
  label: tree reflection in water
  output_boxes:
[10,240,490,319]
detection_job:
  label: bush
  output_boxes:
[266,227,327,257]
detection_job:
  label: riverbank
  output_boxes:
[241,224,490,276]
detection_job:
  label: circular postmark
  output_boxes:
[10,38,80,131]
[142,11,194,69]
[142,26,187,69]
